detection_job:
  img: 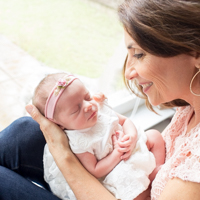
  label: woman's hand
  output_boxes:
[25,104,72,166]
[26,106,117,200]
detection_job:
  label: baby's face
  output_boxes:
[54,79,98,130]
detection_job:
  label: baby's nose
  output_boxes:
[84,102,93,112]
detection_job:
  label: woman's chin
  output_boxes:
[148,97,161,107]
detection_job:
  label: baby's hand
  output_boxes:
[112,131,125,150]
[93,92,107,103]
[117,134,137,161]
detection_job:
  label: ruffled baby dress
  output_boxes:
[43,100,156,200]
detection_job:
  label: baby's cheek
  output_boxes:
[75,115,88,129]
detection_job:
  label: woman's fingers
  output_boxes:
[26,104,71,167]
[26,105,54,140]
[25,104,68,146]
[26,105,49,141]
[26,104,46,125]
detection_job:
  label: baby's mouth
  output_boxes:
[88,111,97,120]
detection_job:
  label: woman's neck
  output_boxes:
[187,106,200,133]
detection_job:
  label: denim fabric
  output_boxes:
[0,117,61,200]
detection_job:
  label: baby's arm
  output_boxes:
[145,129,165,182]
[75,134,123,179]
[93,94,138,161]
[116,113,138,160]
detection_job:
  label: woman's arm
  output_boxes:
[159,178,200,200]
[26,105,117,200]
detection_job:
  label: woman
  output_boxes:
[1,0,200,199]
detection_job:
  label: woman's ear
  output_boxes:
[193,52,200,68]
[195,52,200,59]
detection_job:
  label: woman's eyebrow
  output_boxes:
[127,42,137,49]
[127,44,133,49]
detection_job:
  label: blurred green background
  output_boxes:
[0,0,123,78]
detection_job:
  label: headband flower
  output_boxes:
[45,74,78,121]
[54,76,73,96]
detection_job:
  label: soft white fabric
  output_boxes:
[44,101,156,200]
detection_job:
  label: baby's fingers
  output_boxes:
[118,146,130,153]
[118,140,131,148]
[112,134,118,144]
[116,130,125,141]
[93,92,107,103]
[121,151,132,161]
[120,135,130,142]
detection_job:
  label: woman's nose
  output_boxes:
[125,65,138,80]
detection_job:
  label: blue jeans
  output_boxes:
[0,117,61,200]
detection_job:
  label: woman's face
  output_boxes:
[124,30,197,106]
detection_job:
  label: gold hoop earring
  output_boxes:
[190,68,200,96]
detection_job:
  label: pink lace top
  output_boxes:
[151,106,200,199]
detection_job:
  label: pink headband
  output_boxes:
[44,75,77,121]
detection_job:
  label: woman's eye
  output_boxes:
[133,53,144,59]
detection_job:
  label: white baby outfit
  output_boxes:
[43,101,156,200]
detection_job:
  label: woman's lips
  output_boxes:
[140,82,153,93]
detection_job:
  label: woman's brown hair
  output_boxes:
[118,0,200,111]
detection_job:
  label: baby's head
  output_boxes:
[32,73,98,130]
